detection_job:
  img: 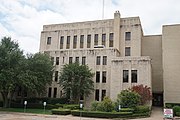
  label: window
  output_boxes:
[96,71,100,83]
[123,70,129,83]
[131,70,137,83]
[94,34,98,45]
[80,35,84,48]
[82,57,86,65]
[102,56,107,65]
[56,57,59,65]
[55,71,58,82]
[75,57,79,63]
[87,34,91,48]
[101,90,106,101]
[96,56,101,65]
[102,34,106,46]
[125,32,131,41]
[60,36,64,49]
[125,47,131,56]
[66,36,70,49]
[47,37,51,45]
[102,71,106,83]
[63,57,65,64]
[95,89,99,101]
[73,35,77,49]
[51,57,54,65]
[109,33,114,47]
[53,88,57,98]
[69,57,73,64]
[48,87,52,97]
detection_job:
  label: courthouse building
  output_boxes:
[39,11,180,107]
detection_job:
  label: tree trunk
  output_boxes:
[1,92,9,108]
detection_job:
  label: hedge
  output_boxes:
[51,109,71,115]
[134,106,150,113]
[63,104,79,110]
[165,103,180,108]
[71,110,133,118]
[173,106,180,116]
[120,108,134,112]
[10,103,58,109]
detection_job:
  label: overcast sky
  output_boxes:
[0,0,180,53]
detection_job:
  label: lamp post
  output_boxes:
[43,102,46,114]
[24,101,27,113]
[79,100,83,120]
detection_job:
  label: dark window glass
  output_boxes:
[102,34,106,46]
[96,56,101,65]
[47,37,51,45]
[80,35,84,48]
[125,47,131,56]
[125,32,131,41]
[69,57,73,64]
[51,57,54,65]
[123,70,129,83]
[101,90,106,101]
[82,57,86,65]
[96,71,100,83]
[60,36,64,49]
[87,34,91,48]
[131,70,137,83]
[53,88,57,98]
[109,33,114,47]
[75,57,79,63]
[66,36,70,49]
[48,87,52,97]
[102,71,106,83]
[103,56,107,65]
[56,57,59,65]
[94,34,98,45]
[73,35,77,49]
[55,71,58,82]
[95,89,99,101]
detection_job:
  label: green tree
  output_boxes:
[117,90,140,108]
[59,63,94,103]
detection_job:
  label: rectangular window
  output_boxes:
[56,57,59,65]
[102,34,106,46]
[66,36,70,49]
[102,71,106,83]
[96,56,101,65]
[101,90,106,101]
[87,34,91,48]
[80,35,84,48]
[75,57,79,63]
[96,71,100,83]
[94,34,98,45]
[47,37,51,45]
[82,57,86,65]
[55,71,58,82]
[48,87,52,97]
[51,57,54,65]
[95,89,99,101]
[60,36,64,49]
[123,70,129,83]
[73,35,77,49]
[69,57,73,64]
[102,56,107,65]
[109,33,114,47]
[53,88,57,98]
[125,47,131,56]
[125,32,131,41]
[131,70,137,83]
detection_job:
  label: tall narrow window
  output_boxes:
[55,71,58,82]
[95,89,99,101]
[123,70,129,83]
[125,47,131,56]
[48,87,52,97]
[75,57,79,63]
[66,36,70,49]
[69,57,73,64]
[82,57,86,65]
[102,71,106,83]
[96,71,100,83]
[73,35,77,49]
[80,35,84,48]
[125,32,131,41]
[101,90,106,101]
[96,56,101,65]
[102,34,106,46]
[51,57,54,65]
[47,37,51,45]
[102,56,107,65]
[53,88,57,98]
[109,33,114,47]
[94,34,98,45]
[87,34,91,48]
[63,57,65,64]
[131,70,137,83]
[56,57,59,65]
[60,36,64,49]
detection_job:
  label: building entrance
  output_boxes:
[152,93,163,106]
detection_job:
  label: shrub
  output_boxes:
[51,109,71,115]
[10,103,58,109]
[91,101,99,111]
[120,108,134,112]
[134,106,150,113]
[173,106,180,116]
[0,101,3,107]
[165,103,180,108]
[101,96,114,112]
[63,104,79,110]
[176,112,180,117]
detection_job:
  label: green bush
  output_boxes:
[134,106,150,113]
[165,103,180,108]
[51,109,71,115]
[173,106,180,116]
[0,101,3,107]
[71,110,133,118]
[120,108,134,112]
[101,96,114,112]
[63,104,79,110]
[10,103,58,109]
[91,101,99,111]
[176,112,180,117]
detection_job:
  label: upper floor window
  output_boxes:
[102,71,106,83]
[60,36,64,49]
[125,47,131,56]
[66,36,70,49]
[102,34,106,46]
[109,33,114,47]
[123,70,129,83]
[96,56,101,65]
[55,71,58,82]
[80,35,84,48]
[125,32,131,41]
[73,35,77,49]
[47,37,51,45]
[96,71,100,83]
[87,34,91,48]
[131,70,137,83]
[94,34,98,45]
[102,56,107,65]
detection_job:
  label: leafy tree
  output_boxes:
[117,90,140,108]
[59,63,94,103]
[131,84,152,105]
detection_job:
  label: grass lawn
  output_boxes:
[0,108,52,115]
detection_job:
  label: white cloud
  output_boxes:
[1,0,180,53]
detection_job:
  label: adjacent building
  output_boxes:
[39,11,180,107]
